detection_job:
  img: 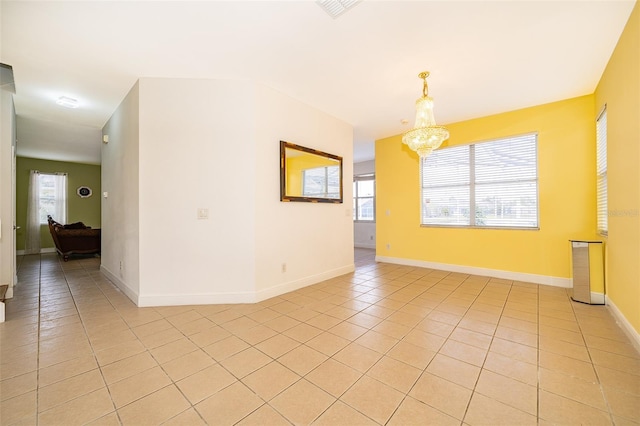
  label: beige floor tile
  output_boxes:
[409,372,472,420]
[163,408,207,426]
[108,365,171,408]
[263,314,300,332]
[366,355,421,393]
[449,327,493,350]
[85,412,121,425]
[355,330,399,354]
[278,344,328,376]
[464,392,537,426]
[313,400,378,425]
[241,361,300,400]
[235,404,290,426]
[306,331,350,356]
[539,390,612,425]
[137,327,184,349]
[475,369,537,415]
[202,335,250,361]
[306,313,343,330]
[539,335,591,362]
[245,307,281,324]
[220,347,272,378]
[595,365,640,396]
[283,322,324,343]
[371,320,412,339]
[38,368,105,412]
[149,338,198,365]
[100,351,158,384]
[490,337,537,365]
[603,385,640,421]
[387,396,460,426]
[426,353,481,389]
[188,325,231,347]
[494,324,538,347]
[539,350,598,382]
[254,333,300,358]
[333,343,383,373]
[176,363,237,404]
[483,351,538,386]
[584,334,640,359]
[0,391,37,425]
[161,349,215,381]
[439,339,488,367]
[270,379,335,425]
[346,312,384,329]
[590,348,640,375]
[38,388,114,426]
[0,371,37,401]
[329,321,369,341]
[118,385,190,425]
[539,367,607,410]
[306,359,362,397]
[387,340,436,369]
[94,339,146,367]
[457,317,497,335]
[403,328,447,351]
[415,319,456,339]
[233,324,278,345]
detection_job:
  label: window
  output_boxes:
[353,174,375,221]
[596,107,607,235]
[302,166,341,199]
[421,133,538,228]
[38,173,67,224]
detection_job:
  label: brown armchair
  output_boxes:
[47,215,101,261]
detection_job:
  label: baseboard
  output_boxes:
[605,295,640,355]
[100,265,140,305]
[354,243,376,249]
[375,255,572,288]
[16,247,56,256]
[0,302,4,323]
[136,264,356,307]
[590,291,605,305]
[255,264,356,303]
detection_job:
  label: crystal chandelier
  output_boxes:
[402,71,449,158]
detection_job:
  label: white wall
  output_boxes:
[253,85,354,298]
[101,82,140,301]
[353,159,376,249]
[0,90,16,302]
[137,78,256,305]
[102,77,354,306]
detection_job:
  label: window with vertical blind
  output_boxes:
[421,133,538,228]
[596,107,608,235]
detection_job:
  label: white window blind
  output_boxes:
[421,133,538,228]
[596,107,608,235]
[302,166,341,199]
[38,172,67,224]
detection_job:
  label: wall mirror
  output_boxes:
[280,141,343,203]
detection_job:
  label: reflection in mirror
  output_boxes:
[280,141,343,203]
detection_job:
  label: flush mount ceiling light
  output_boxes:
[56,96,79,108]
[316,0,362,19]
[402,71,450,158]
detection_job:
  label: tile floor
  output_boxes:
[1,249,639,425]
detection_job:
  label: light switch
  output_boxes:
[103,192,108,198]
[197,208,209,219]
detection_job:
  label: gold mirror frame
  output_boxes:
[280,141,343,203]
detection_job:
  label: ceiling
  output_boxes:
[1,0,635,165]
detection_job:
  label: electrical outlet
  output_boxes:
[197,208,209,220]
[386,243,391,250]
[281,263,287,273]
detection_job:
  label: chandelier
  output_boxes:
[402,71,449,158]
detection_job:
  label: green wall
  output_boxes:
[16,157,101,251]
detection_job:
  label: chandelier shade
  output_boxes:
[402,72,449,158]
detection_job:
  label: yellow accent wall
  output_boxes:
[595,2,640,333]
[376,95,597,279]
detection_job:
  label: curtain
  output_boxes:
[25,170,41,254]
[52,173,67,224]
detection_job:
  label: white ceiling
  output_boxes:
[1,0,635,165]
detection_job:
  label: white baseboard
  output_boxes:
[16,247,56,255]
[135,264,356,308]
[605,295,640,354]
[254,264,355,303]
[375,255,572,288]
[354,243,376,249]
[100,265,140,305]
[590,291,605,305]
[0,302,4,323]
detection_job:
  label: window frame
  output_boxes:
[596,106,608,236]
[420,133,539,230]
[353,173,375,223]
[37,172,68,225]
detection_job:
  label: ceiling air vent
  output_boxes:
[316,0,362,19]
